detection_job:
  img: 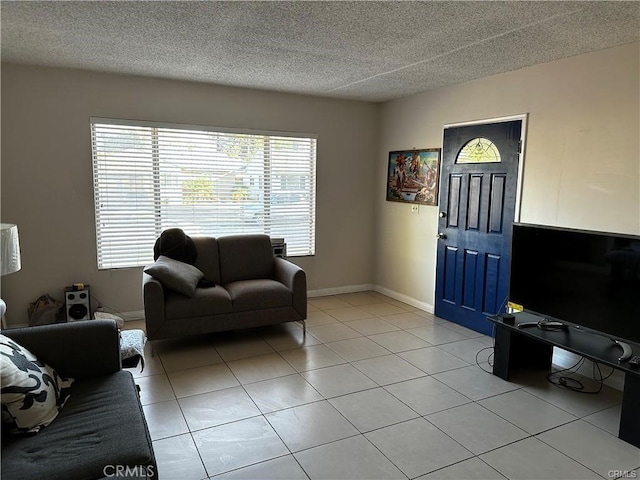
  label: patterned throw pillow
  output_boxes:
[0,334,74,434]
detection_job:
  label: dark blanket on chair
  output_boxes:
[153,228,197,264]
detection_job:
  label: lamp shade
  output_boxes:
[1,223,21,276]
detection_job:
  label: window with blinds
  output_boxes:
[91,118,317,269]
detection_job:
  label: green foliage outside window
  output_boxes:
[183,177,215,204]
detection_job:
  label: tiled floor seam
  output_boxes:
[182,412,265,435]
[465,393,613,444]
[253,391,372,478]
[420,409,527,456]
[207,452,295,479]
[171,382,240,402]
[418,456,507,480]
[581,415,624,438]
[359,418,480,480]
[128,296,636,480]
[263,416,363,455]
[525,417,583,436]
[532,429,612,480]
[186,430,211,479]
[350,431,413,480]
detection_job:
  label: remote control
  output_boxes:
[628,355,640,368]
[517,321,538,328]
[537,320,568,331]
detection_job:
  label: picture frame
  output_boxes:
[386,148,441,206]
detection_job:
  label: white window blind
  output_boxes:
[91,118,317,269]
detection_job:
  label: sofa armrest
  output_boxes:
[143,271,166,340]
[274,257,307,318]
[3,319,121,379]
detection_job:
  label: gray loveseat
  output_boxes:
[1,320,156,480]
[143,234,307,341]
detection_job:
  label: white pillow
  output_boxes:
[0,334,74,434]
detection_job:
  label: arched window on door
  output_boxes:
[456,137,501,163]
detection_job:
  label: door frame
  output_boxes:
[433,113,529,318]
[442,113,528,223]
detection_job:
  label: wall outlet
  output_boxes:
[411,205,419,214]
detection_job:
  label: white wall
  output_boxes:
[375,42,640,311]
[2,43,638,325]
[0,65,379,325]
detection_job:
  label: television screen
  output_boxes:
[509,223,640,343]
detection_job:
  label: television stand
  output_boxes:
[488,311,640,448]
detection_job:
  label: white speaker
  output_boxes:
[65,286,91,322]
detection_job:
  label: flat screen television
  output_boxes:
[509,223,640,344]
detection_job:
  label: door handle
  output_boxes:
[439,212,447,218]
[436,232,447,239]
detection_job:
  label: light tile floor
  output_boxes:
[124,292,640,480]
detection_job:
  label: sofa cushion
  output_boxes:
[165,285,233,320]
[225,279,292,312]
[218,234,275,284]
[0,334,74,434]
[1,371,155,480]
[144,255,204,297]
[192,236,222,284]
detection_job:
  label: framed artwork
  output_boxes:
[386,148,441,206]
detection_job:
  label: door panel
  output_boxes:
[443,246,458,304]
[435,120,522,335]
[462,250,479,308]
[447,175,462,227]
[483,253,502,311]
[489,174,506,233]
[467,174,482,230]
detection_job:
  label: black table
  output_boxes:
[488,311,640,448]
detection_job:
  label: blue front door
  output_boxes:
[434,120,522,335]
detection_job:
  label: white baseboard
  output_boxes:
[308,284,374,298]
[308,284,434,314]
[371,285,434,313]
[119,310,145,322]
[96,310,146,322]
[6,309,146,329]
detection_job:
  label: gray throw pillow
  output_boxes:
[144,255,204,297]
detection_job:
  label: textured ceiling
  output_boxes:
[1,1,638,102]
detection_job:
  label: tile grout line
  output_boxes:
[134,294,634,479]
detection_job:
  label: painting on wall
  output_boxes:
[386,148,441,206]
